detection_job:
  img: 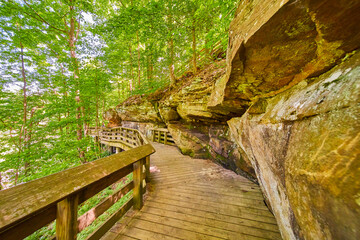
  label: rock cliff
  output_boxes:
[107,0,360,239]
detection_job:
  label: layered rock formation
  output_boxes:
[229,51,360,239]
[108,0,360,239]
[108,62,258,181]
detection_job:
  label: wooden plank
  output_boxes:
[133,159,144,210]
[140,206,281,239]
[0,144,155,237]
[86,198,133,240]
[124,217,224,240]
[144,201,280,232]
[171,185,264,200]
[146,196,277,224]
[151,191,271,214]
[78,181,134,231]
[113,234,138,240]
[120,220,180,240]
[0,206,56,240]
[133,212,266,240]
[56,194,79,240]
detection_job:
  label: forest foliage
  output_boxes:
[0,0,237,189]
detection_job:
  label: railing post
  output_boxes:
[145,156,150,183]
[152,130,155,142]
[157,131,160,143]
[56,194,79,240]
[133,158,144,210]
[164,133,168,145]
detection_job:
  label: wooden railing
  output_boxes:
[0,128,155,240]
[150,128,175,146]
[89,127,147,151]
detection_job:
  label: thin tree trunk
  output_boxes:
[129,44,134,92]
[136,31,141,87]
[95,72,101,156]
[102,98,106,127]
[168,36,175,84]
[118,81,121,100]
[68,3,85,161]
[167,8,176,84]
[192,20,197,74]
[19,39,30,174]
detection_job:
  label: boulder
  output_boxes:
[116,100,161,123]
[167,123,210,159]
[228,51,360,240]
[103,109,121,127]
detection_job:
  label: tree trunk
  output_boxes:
[129,44,134,92]
[137,31,141,87]
[192,21,197,74]
[168,36,176,84]
[68,2,84,161]
[167,8,176,84]
[19,39,30,174]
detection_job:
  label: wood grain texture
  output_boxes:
[0,144,154,238]
[103,142,282,240]
[85,198,133,240]
[78,181,134,231]
[133,159,144,210]
[56,194,79,240]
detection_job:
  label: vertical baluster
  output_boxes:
[145,156,150,183]
[133,158,144,210]
[56,194,79,240]
[164,132,168,145]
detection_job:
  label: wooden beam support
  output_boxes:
[133,159,144,210]
[164,133,168,145]
[56,194,79,240]
[145,156,150,183]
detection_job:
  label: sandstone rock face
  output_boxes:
[229,51,360,240]
[210,0,360,114]
[114,62,257,180]
[110,2,359,239]
[159,62,234,123]
[117,99,161,122]
[167,123,257,180]
[103,109,121,127]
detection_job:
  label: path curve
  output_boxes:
[103,142,282,240]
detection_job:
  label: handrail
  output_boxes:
[150,128,175,146]
[0,127,155,240]
[89,126,149,150]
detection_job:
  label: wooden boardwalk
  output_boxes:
[103,142,282,240]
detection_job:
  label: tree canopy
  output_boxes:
[0,0,237,187]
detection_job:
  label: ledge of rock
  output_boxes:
[110,1,359,239]
[115,61,257,180]
[229,50,360,240]
[209,0,360,115]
